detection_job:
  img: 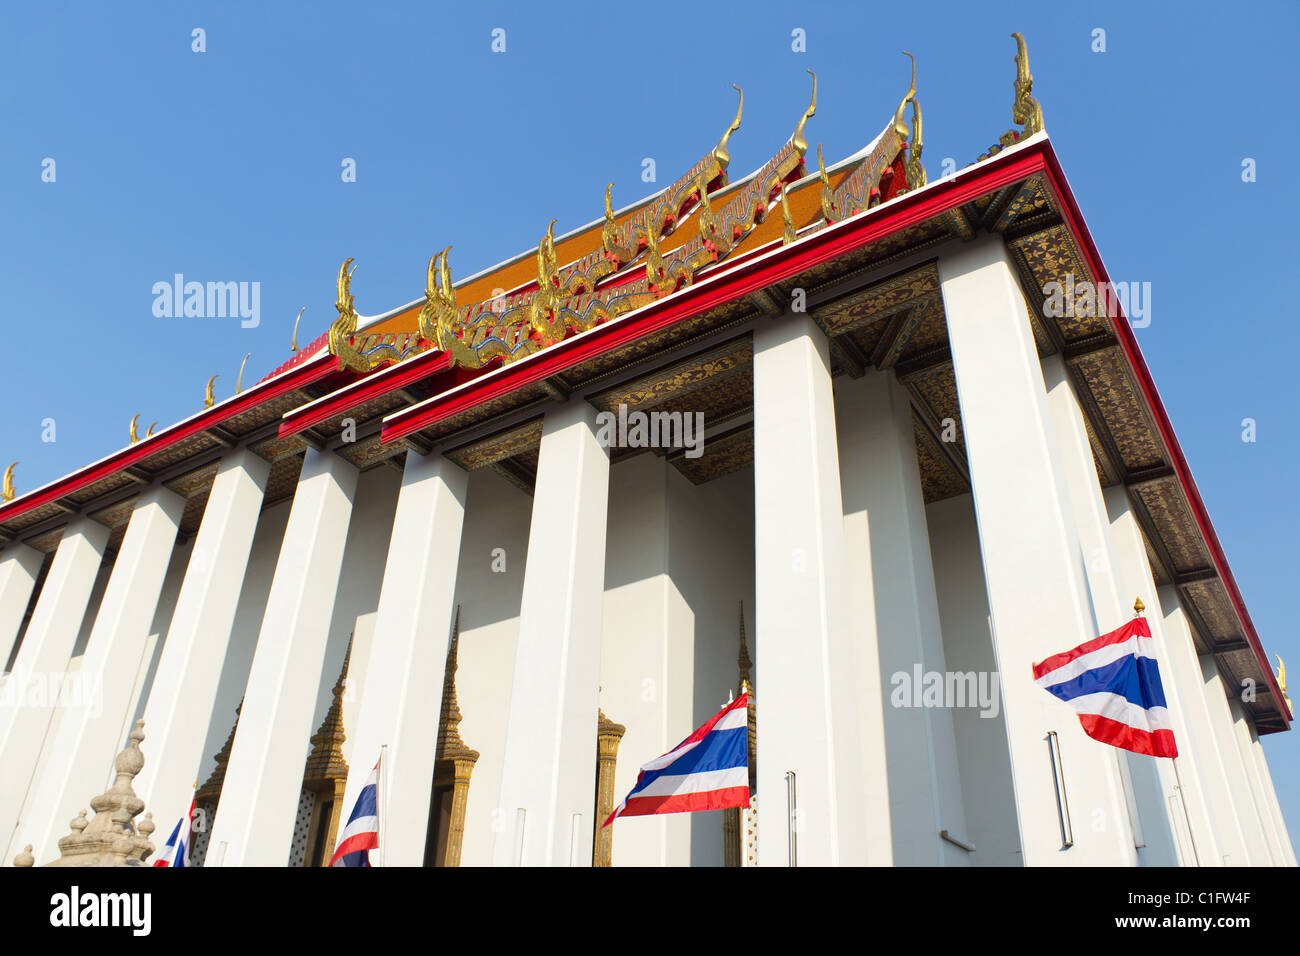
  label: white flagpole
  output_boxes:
[378,744,389,868]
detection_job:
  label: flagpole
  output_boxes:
[1134,596,1201,866]
[379,744,389,868]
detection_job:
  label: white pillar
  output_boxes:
[938,237,1137,866]
[1188,633,1273,865]
[337,450,467,867]
[0,544,43,672]
[1245,728,1297,866]
[134,448,270,828]
[206,448,358,866]
[0,518,108,841]
[836,369,968,865]
[11,485,184,862]
[752,313,867,867]
[492,399,609,867]
[1105,488,1239,867]
[1227,697,1284,865]
[1040,356,1181,866]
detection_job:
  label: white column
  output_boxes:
[1245,728,1297,866]
[1188,634,1273,865]
[752,313,868,867]
[492,400,609,867]
[938,237,1137,866]
[0,518,108,841]
[836,369,968,865]
[337,451,467,867]
[134,448,270,828]
[1040,356,1182,866]
[206,448,358,866]
[1105,489,1241,867]
[12,485,184,862]
[1227,697,1284,865]
[0,544,43,672]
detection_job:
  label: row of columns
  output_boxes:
[0,236,1291,866]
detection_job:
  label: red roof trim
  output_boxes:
[0,353,341,529]
[1036,146,1290,727]
[278,349,451,439]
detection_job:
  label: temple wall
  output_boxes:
[926,492,1022,866]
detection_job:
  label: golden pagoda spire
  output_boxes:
[303,639,351,787]
[738,600,753,694]
[437,607,478,762]
[196,700,241,806]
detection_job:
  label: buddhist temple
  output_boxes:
[0,34,1291,867]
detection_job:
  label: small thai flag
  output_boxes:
[153,800,195,867]
[1033,617,1178,758]
[329,761,380,867]
[604,693,750,826]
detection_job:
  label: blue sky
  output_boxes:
[2,1,1297,859]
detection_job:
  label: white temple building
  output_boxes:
[0,38,1291,868]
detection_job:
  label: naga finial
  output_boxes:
[235,353,251,394]
[1011,31,1044,137]
[426,251,441,302]
[713,85,744,169]
[2,462,16,503]
[146,422,157,438]
[780,182,796,245]
[893,51,917,141]
[792,70,817,155]
[129,414,141,445]
[817,144,839,222]
[204,374,218,408]
[604,183,616,224]
[537,219,559,288]
[1277,655,1292,714]
[336,257,358,318]
[290,307,305,353]
[904,95,926,191]
[438,245,454,307]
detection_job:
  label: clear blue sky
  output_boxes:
[2,1,1296,860]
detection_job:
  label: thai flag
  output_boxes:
[329,761,380,867]
[153,800,195,867]
[604,693,750,826]
[1033,617,1178,758]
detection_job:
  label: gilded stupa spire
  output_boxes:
[437,607,479,763]
[197,700,241,805]
[304,638,352,786]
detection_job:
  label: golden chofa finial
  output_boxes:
[235,353,251,394]
[604,183,616,225]
[336,257,358,317]
[128,414,141,444]
[2,462,16,503]
[1133,596,1145,616]
[780,182,796,245]
[438,245,455,307]
[903,95,926,191]
[425,251,441,302]
[204,374,218,408]
[792,70,817,155]
[1277,655,1293,715]
[893,51,917,141]
[290,307,305,353]
[712,85,744,169]
[1011,31,1044,137]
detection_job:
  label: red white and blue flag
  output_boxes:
[329,760,380,867]
[1033,617,1178,758]
[153,799,195,868]
[604,693,750,827]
